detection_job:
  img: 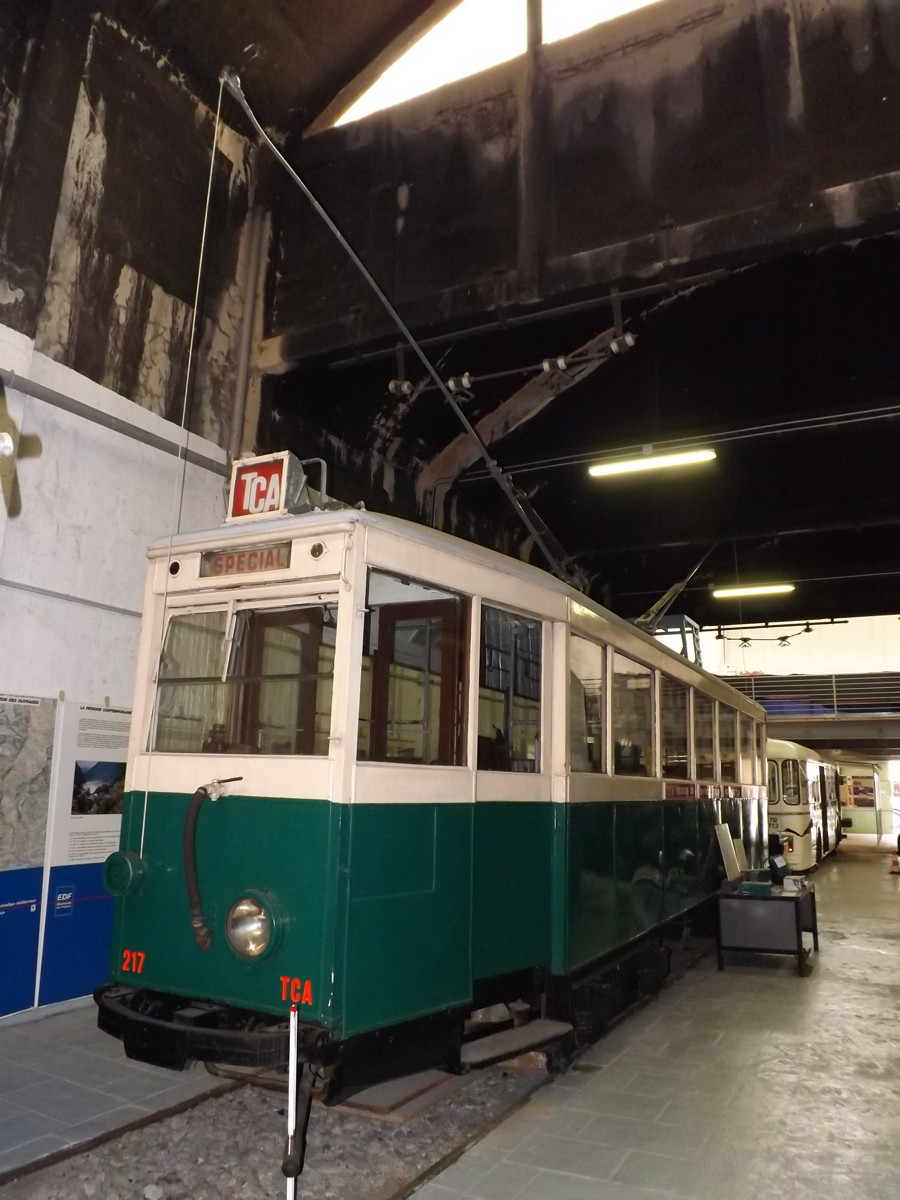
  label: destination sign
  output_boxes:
[199,542,291,577]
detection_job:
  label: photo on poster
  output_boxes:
[71,760,126,816]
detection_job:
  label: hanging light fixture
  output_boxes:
[588,447,716,477]
[711,584,795,599]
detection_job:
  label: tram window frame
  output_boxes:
[478,605,543,773]
[611,651,654,777]
[357,570,469,766]
[569,631,604,773]
[738,713,756,783]
[767,758,781,801]
[152,601,338,755]
[694,692,716,780]
[660,674,690,780]
[718,703,737,782]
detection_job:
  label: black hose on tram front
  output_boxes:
[184,786,213,950]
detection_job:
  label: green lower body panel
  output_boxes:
[343,803,472,1036]
[106,790,765,1050]
[109,790,343,1029]
[471,802,552,980]
[562,796,765,975]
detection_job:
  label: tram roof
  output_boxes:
[767,737,828,763]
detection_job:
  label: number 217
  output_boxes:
[122,949,146,974]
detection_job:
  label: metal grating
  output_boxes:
[720,673,900,718]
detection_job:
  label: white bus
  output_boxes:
[767,738,842,871]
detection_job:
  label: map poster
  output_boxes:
[37,702,131,1007]
[0,694,56,1016]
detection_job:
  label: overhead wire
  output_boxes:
[460,401,900,481]
[220,71,584,588]
[140,74,226,859]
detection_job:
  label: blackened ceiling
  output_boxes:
[264,236,900,630]
[7,0,899,636]
[107,0,458,129]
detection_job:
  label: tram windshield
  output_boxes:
[152,602,338,755]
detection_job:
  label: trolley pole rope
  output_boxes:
[220,71,583,591]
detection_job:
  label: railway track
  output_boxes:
[0,1063,546,1199]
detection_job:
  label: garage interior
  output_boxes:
[2,0,900,1193]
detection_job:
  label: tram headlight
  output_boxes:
[225,896,273,958]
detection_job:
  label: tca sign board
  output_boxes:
[225,452,308,523]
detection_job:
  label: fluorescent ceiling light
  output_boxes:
[588,448,716,477]
[712,584,796,599]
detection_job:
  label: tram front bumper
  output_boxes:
[94,983,310,1071]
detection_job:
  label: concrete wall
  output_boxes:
[0,323,226,705]
[0,0,253,446]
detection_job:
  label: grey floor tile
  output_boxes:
[581,1112,710,1159]
[8,1077,125,1125]
[611,1148,706,1196]
[0,1133,73,1175]
[0,1060,54,1094]
[0,1098,32,1124]
[556,1084,670,1122]
[411,1184,464,1200]
[508,1131,628,1180]
[0,1110,68,1156]
[467,1160,540,1200]
[61,1103,157,1145]
[430,1154,498,1194]
[518,1170,678,1200]
[96,1067,212,1104]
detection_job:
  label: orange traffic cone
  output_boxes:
[890,850,900,875]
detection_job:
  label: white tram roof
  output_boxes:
[149,506,764,720]
[767,736,828,763]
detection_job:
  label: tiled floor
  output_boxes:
[2,834,897,1198]
[414,833,900,1200]
[0,1000,223,1180]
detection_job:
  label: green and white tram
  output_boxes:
[766,737,842,871]
[96,453,767,1098]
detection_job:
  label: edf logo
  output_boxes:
[54,886,74,916]
[231,461,284,518]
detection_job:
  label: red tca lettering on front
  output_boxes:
[279,976,313,1005]
[238,470,282,515]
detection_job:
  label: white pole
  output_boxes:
[285,1003,299,1200]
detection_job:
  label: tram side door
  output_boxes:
[368,600,467,765]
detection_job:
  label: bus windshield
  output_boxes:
[152,603,338,755]
[781,758,801,804]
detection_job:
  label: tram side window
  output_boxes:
[781,758,801,804]
[694,693,715,779]
[661,676,689,779]
[738,714,756,783]
[767,758,781,802]
[612,653,653,776]
[719,704,737,781]
[569,633,604,772]
[478,607,542,772]
[358,571,468,765]
[154,604,337,755]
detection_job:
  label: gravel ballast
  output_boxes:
[0,1066,546,1200]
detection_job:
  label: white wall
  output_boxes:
[700,615,900,677]
[0,326,227,704]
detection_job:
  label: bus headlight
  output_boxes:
[225,896,273,958]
